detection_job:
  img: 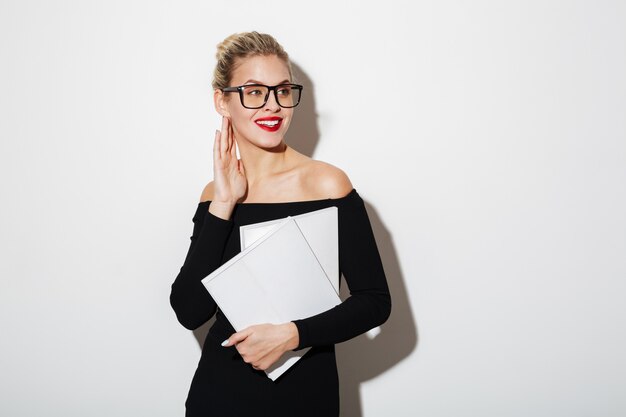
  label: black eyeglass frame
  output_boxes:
[221,83,304,109]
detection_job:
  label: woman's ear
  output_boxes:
[214,89,231,117]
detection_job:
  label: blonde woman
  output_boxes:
[170,31,391,417]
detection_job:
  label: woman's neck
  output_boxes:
[236,139,292,187]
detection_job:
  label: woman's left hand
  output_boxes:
[221,322,300,371]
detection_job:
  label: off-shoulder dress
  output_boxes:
[170,188,391,417]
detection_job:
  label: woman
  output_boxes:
[170,31,391,417]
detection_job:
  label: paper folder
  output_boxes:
[201,208,341,380]
[239,206,339,294]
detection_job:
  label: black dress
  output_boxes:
[170,188,391,417]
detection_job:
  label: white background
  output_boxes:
[1,1,625,416]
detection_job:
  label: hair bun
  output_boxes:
[211,31,292,90]
[215,33,240,61]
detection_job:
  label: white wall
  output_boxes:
[1,1,625,416]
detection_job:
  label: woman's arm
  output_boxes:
[291,190,392,349]
[169,199,234,330]
[170,117,245,330]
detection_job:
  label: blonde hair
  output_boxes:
[211,31,293,90]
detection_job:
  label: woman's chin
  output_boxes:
[256,137,286,152]
[264,142,287,153]
[236,129,287,152]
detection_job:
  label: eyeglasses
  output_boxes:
[221,83,303,109]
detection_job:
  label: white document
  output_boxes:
[201,211,341,381]
[239,206,339,294]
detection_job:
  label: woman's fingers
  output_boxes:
[213,129,220,162]
[212,115,246,204]
[219,116,229,156]
[222,328,251,347]
[221,324,288,371]
[228,118,235,155]
[230,126,237,158]
[238,159,245,176]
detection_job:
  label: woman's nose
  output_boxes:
[263,91,281,111]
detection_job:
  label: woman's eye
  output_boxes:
[277,87,291,96]
[246,89,263,96]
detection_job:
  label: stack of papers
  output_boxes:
[201,207,341,380]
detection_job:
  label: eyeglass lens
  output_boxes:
[241,85,301,108]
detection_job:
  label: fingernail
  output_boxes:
[221,339,229,347]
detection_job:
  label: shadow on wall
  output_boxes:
[337,201,418,417]
[191,62,418,417]
[283,62,320,156]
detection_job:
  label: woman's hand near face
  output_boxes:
[209,116,247,220]
[221,322,300,371]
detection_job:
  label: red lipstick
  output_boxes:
[255,117,283,132]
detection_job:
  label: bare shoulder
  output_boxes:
[199,181,214,203]
[304,160,353,199]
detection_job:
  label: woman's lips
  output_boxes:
[255,118,283,132]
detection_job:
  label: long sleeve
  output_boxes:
[170,203,234,330]
[291,191,392,349]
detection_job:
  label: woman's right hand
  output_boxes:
[209,116,247,220]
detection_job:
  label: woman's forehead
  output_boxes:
[230,55,291,85]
